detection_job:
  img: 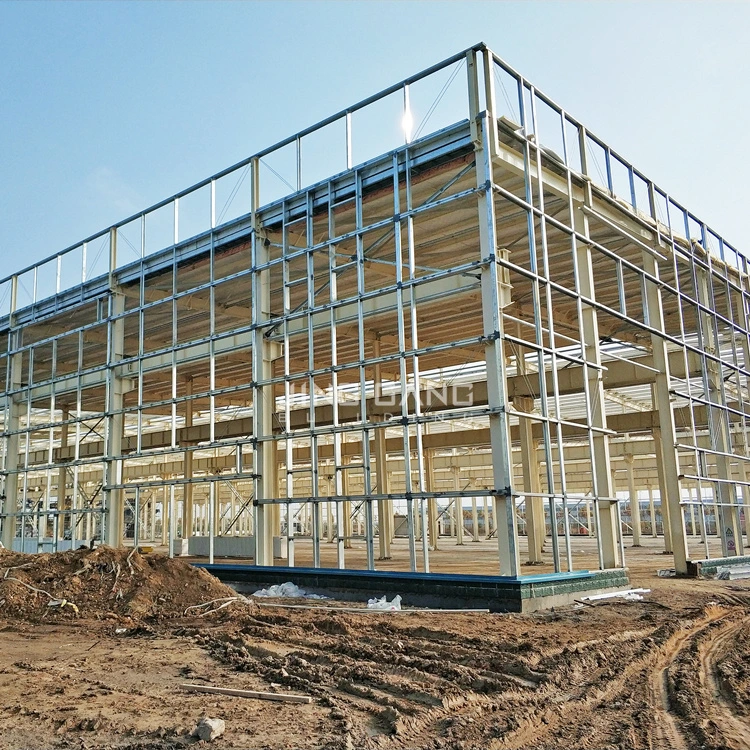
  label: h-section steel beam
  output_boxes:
[641,222,689,572]
[572,182,620,569]
[251,159,279,567]
[104,229,126,547]
[471,49,519,577]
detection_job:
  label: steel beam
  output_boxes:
[104,281,125,548]
[473,58,519,576]
[573,185,619,568]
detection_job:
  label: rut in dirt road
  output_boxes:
[188,601,750,750]
[2,573,750,750]
[647,608,729,750]
[701,618,750,750]
[640,606,750,750]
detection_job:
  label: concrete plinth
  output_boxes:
[171,538,189,557]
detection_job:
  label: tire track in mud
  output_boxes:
[313,622,654,748]
[200,616,543,749]
[196,604,749,750]
[495,608,729,750]
[202,611,667,750]
[648,608,750,750]
[647,622,703,750]
[699,617,750,750]
[384,626,667,749]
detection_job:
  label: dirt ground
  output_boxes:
[1,540,749,750]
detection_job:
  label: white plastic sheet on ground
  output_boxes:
[367,595,402,611]
[580,588,650,602]
[251,582,328,599]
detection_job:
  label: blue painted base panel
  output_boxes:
[195,563,630,613]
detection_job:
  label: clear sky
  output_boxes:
[1,1,748,278]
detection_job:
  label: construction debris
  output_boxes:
[183,684,312,704]
[252,581,327,599]
[580,588,651,602]
[47,598,79,615]
[716,564,750,580]
[367,594,402,611]
[194,716,226,741]
[184,596,247,617]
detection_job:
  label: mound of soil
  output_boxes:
[0,546,246,623]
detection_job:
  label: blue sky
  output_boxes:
[1,1,748,279]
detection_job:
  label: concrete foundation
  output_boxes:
[197,564,630,613]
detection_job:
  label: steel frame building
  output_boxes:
[2,43,749,577]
